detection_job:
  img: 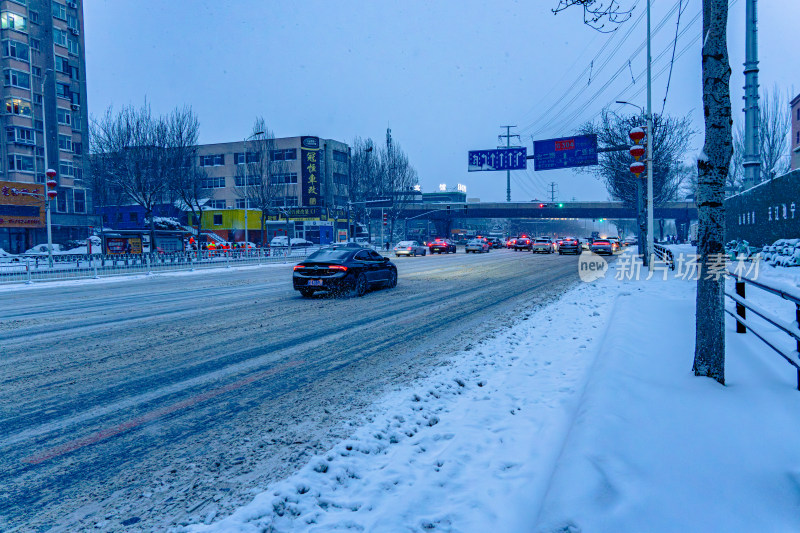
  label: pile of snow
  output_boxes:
[183,253,800,532]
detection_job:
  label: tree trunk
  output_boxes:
[636,178,647,263]
[693,0,732,385]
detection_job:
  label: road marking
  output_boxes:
[22,359,303,465]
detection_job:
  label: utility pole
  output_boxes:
[742,0,760,190]
[645,0,654,266]
[548,182,559,203]
[499,126,520,202]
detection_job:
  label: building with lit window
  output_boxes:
[0,0,93,253]
[196,135,350,244]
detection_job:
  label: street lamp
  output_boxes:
[242,130,264,247]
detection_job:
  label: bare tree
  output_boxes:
[552,0,632,31]
[377,140,419,244]
[580,111,694,207]
[693,0,733,385]
[349,137,380,240]
[163,107,203,244]
[233,118,287,246]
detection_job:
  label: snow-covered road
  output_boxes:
[0,249,583,531]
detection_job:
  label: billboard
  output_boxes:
[533,134,598,171]
[0,181,45,228]
[301,136,321,208]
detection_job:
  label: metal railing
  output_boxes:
[0,248,319,285]
[725,270,800,390]
[653,243,675,270]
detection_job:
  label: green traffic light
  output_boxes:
[558,203,564,208]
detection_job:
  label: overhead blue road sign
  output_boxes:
[468,147,527,172]
[533,134,598,171]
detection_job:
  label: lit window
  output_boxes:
[5,97,31,116]
[1,12,27,32]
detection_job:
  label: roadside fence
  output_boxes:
[725,269,800,390]
[0,248,317,285]
[653,243,675,270]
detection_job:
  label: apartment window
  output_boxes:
[55,55,70,75]
[6,126,34,145]
[52,2,66,21]
[28,10,38,24]
[53,28,67,47]
[58,134,72,152]
[235,198,247,209]
[4,68,29,89]
[270,148,297,161]
[271,197,299,207]
[1,12,27,32]
[332,150,348,163]
[200,177,226,189]
[56,189,67,212]
[73,189,85,213]
[31,66,40,76]
[67,37,78,55]
[56,82,70,99]
[234,176,261,187]
[72,111,81,130]
[30,38,40,51]
[199,154,224,167]
[73,141,82,155]
[66,14,78,30]
[234,152,260,165]
[70,66,79,80]
[56,107,71,125]
[213,213,223,225]
[3,39,28,61]
[59,159,75,177]
[270,172,298,185]
[34,119,43,132]
[8,154,34,172]
[129,212,138,222]
[333,172,348,185]
[5,97,31,116]
[33,93,42,104]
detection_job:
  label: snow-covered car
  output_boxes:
[0,248,20,262]
[465,239,490,253]
[393,240,427,257]
[24,243,66,255]
[531,237,556,254]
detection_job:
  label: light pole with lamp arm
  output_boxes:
[242,130,264,247]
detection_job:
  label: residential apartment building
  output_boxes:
[0,0,92,253]
[196,135,350,244]
[791,92,800,171]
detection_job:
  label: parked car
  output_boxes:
[513,237,532,251]
[558,237,582,255]
[293,246,397,297]
[531,237,556,253]
[393,240,427,257]
[465,239,490,253]
[590,239,615,255]
[24,243,67,255]
[428,238,456,254]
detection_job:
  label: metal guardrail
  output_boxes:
[725,270,800,390]
[653,243,675,270]
[0,248,319,285]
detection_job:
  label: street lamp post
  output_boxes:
[242,131,264,247]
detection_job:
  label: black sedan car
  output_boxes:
[293,246,397,297]
[428,238,457,254]
[558,237,582,255]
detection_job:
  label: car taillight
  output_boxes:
[407,247,413,250]
[293,265,305,271]
[329,265,348,271]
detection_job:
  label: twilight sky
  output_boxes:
[84,0,798,203]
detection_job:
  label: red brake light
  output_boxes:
[329,265,348,271]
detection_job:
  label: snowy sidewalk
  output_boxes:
[185,257,800,532]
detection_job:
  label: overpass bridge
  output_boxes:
[386,201,698,240]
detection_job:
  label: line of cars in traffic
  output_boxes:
[506,235,627,255]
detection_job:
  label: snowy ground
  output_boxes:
[185,251,800,532]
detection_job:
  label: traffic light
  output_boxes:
[383,212,388,226]
[558,203,564,208]
[45,169,57,200]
